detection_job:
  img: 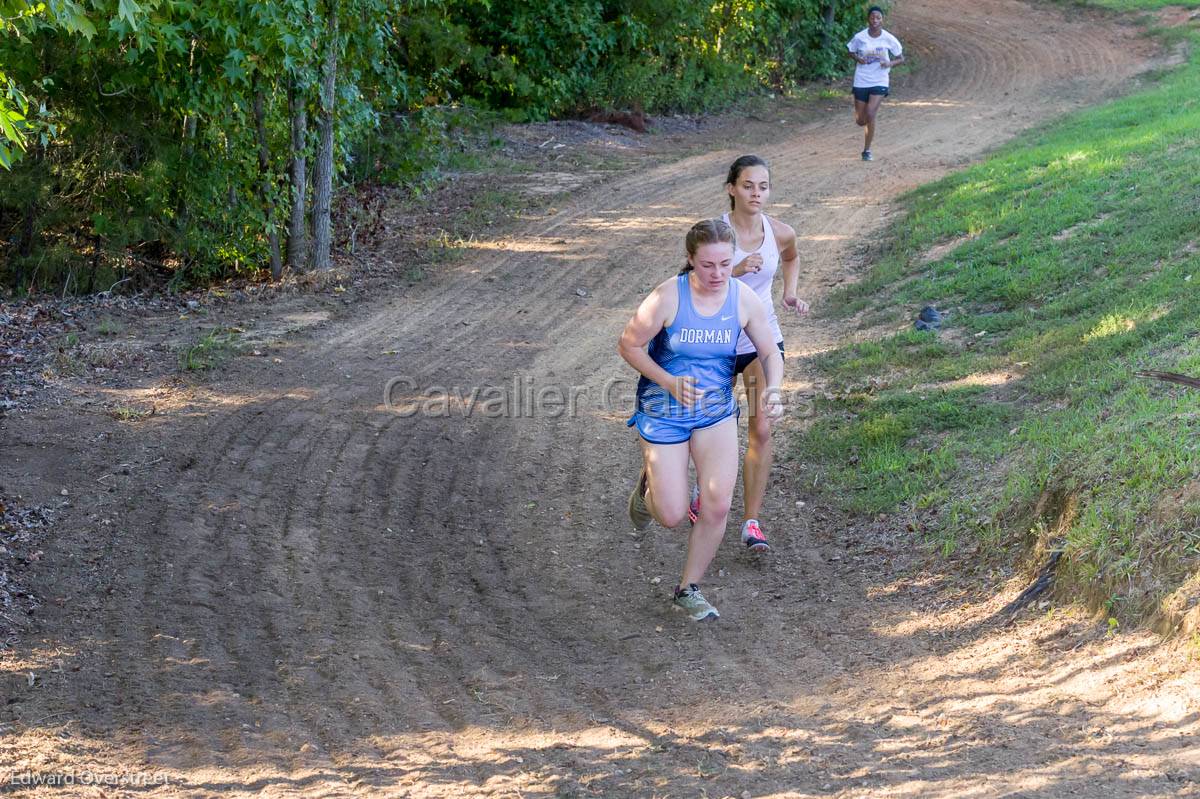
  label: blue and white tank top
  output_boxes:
[723,212,783,356]
[633,274,741,423]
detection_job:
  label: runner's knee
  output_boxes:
[748,415,772,448]
[656,501,688,529]
[699,492,732,522]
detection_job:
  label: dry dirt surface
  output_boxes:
[4,0,1200,796]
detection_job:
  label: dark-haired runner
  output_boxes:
[703,155,808,554]
[848,5,905,161]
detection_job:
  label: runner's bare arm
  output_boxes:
[882,53,905,68]
[739,290,785,419]
[618,280,700,406]
[770,217,808,315]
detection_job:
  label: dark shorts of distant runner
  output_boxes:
[852,86,890,102]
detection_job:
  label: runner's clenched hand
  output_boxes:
[732,253,763,277]
[669,375,703,407]
[782,293,809,315]
[760,387,784,422]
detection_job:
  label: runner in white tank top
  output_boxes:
[689,155,808,555]
[721,210,782,357]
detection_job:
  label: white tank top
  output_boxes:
[723,212,783,355]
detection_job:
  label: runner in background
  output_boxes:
[848,6,905,161]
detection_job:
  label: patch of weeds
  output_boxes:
[348,104,507,194]
[179,328,243,372]
[427,229,470,264]
[95,317,124,336]
[462,188,524,227]
[53,333,84,375]
[424,187,528,265]
[109,405,152,422]
[84,346,122,369]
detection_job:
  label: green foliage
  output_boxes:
[1,0,870,292]
[0,70,28,168]
[415,0,867,117]
[346,105,497,193]
[798,30,1200,621]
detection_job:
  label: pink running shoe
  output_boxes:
[687,485,701,525]
[741,519,770,553]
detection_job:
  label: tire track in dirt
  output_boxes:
[3,0,1183,796]
[152,401,336,781]
[107,401,299,761]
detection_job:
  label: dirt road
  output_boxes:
[5,0,1200,796]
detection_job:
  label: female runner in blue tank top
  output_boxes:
[618,219,783,621]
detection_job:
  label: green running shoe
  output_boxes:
[627,466,651,530]
[673,583,719,621]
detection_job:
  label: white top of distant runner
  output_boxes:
[847,28,903,88]
[722,212,783,355]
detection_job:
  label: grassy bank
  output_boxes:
[1085,0,1199,12]
[796,23,1200,625]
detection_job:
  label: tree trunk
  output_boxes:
[310,3,339,271]
[18,198,35,258]
[225,133,237,210]
[822,0,837,52]
[183,114,197,151]
[253,80,284,280]
[716,0,735,53]
[86,233,101,294]
[181,38,198,150]
[14,194,35,291]
[286,79,309,272]
[178,90,198,265]
[16,139,41,286]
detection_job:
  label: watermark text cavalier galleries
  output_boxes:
[382,375,812,419]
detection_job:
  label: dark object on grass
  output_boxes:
[1136,370,1200,390]
[1001,549,1062,624]
[914,305,942,331]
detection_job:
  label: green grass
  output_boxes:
[1083,0,1199,11]
[95,317,124,336]
[179,328,243,371]
[109,405,152,422]
[797,30,1200,623]
[424,187,528,265]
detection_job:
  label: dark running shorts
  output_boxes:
[734,341,785,376]
[852,85,890,103]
